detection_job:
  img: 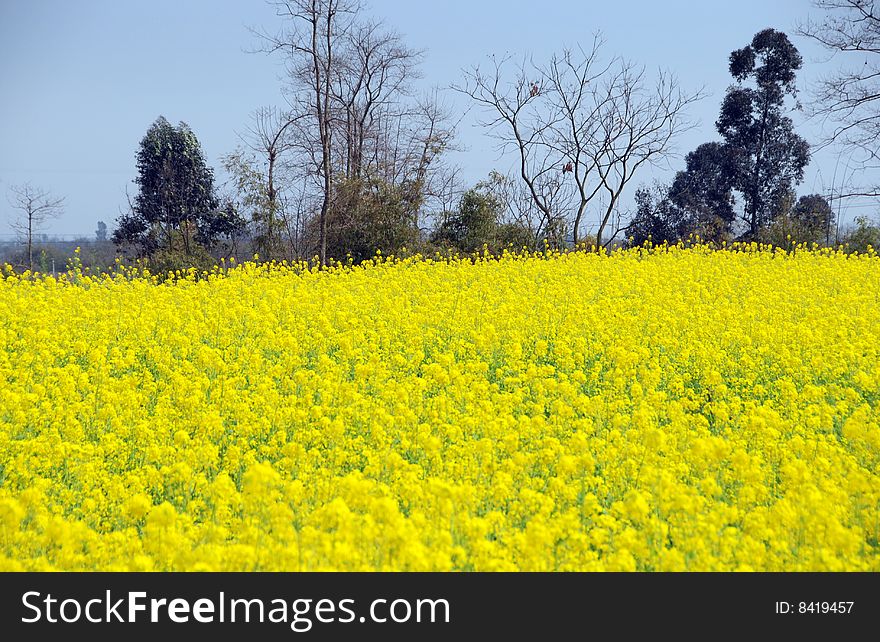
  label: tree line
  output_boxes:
[6,1,880,272]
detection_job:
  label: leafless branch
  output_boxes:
[7,183,65,271]
[455,36,704,247]
[799,0,880,195]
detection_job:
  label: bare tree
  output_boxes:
[456,37,702,248]
[455,55,571,245]
[331,20,423,180]
[258,0,361,264]
[283,174,319,258]
[254,0,458,262]
[7,183,64,271]
[799,1,880,196]
[250,107,302,257]
[372,92,457,216]
[225,107,305,260]
[541,40,616,245]
[329,27,457,234]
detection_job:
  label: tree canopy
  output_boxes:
[113,117,242,258]
[717,28,811,236]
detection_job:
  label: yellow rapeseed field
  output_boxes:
[0,245,878,571]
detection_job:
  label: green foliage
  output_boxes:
[755,192,834,248]
[652,29,811,245]
[842,216,880,253]
[755,215,814,250]
[223,150,284,260]
[495,222,536,251]
[717,29,810,236]
[113,117,243,258]
[668,143,737,241]
[627,184,686,247]
[321,176,423,264]
[792,194,834,241]
[433,186,503,253]
[38,249,51,275]
[432,177,534,254]
[146,243,218,276]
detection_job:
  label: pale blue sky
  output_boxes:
[0,0,872,237]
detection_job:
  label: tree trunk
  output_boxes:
[27,212,33,272]
[748,99,771,236]
[267,150,277,260]
[573,199,587,247]
[313,5,334,267]
[319,180,329,265]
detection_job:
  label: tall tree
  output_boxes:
[254,1,455,263]
[456,37,702,248]
[716,29,811,236]
[260,0,360,265]
[6,183,64,271]
[798,1,880,197]
[331,19,423,181]
[225,107,303,260]
[113,117,239,257]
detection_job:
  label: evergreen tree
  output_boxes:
[717,29,810,236]
[113,117,242,257]
[668,142,738,241]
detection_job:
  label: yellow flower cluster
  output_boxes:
[0,245,878,571]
